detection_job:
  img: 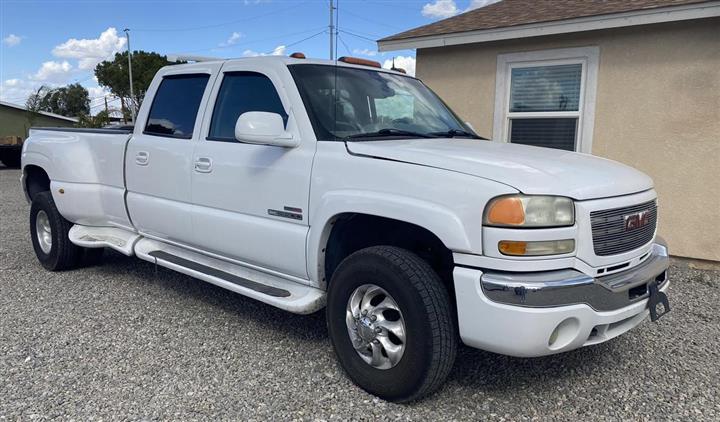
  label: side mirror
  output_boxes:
[234,112,298,147]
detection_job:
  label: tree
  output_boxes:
[25,85,51,131]
[95,51,175,117]
[38,83,90,117]
[77,110,111,128]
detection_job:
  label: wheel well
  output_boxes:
[324,213,455,289]
[24,165,50,201]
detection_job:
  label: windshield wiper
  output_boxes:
[429,129,482,139]
[345,128,437,140]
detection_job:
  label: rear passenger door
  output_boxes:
[189,64,315,279]
[126,64,220,245]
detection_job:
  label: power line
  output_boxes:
[265,29,328,55]
[341,26,382,39]
[337,34,352,56]
[339,29,377,44]
[340,8,405,31]
[133,1,310,33]
[182,26,327,54]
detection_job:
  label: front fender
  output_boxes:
[306,189,473,283]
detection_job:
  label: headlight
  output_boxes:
[484,195,574,228]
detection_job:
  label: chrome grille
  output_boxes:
[590,200,657,256]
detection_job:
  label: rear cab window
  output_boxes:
[144,74,210,139]
[207,71,287,142]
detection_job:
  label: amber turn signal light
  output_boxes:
[498,239,575,256]
[486,197,525,226]
[498,240,527,256]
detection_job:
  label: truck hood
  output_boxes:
[346,139,653,200]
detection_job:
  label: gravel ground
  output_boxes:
[1,165,719,420]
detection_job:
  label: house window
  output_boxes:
[493,47,599,153]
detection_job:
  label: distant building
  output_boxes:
[0,100,78,140]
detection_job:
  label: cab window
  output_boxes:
[144,74,210,139]
[208,72,288,142]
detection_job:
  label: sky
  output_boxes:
[0,0,497,115]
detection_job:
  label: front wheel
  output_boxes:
[29,191,81,271]
[327,246,457,402]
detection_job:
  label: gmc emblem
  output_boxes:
[624,211,651,231]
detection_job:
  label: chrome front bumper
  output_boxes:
[481,238,669,312]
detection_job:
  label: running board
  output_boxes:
[69,225,140,256]
[134,238,326,314]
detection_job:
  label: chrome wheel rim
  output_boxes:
[346,284,406,370]
[35,210,52,254]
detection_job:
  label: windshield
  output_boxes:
[288,64,478,141]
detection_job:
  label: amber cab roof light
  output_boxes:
[391,67,407,74]
[289,52,306,59]
[338,56,381,68]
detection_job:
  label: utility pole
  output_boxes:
[123,28,136,123]
[329,0,335,60]
[104,97,109,114]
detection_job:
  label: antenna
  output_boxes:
[123,28,136,123]
[329,0,336,60]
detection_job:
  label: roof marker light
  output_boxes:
[289,52,306,59]
[338,56,381,68]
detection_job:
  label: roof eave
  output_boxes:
[378,1,720,51]
[0,100,79,123]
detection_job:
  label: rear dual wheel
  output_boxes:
[30,191,103,271]
[327,246,457,402]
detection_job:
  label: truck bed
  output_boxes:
[23,127,134,229]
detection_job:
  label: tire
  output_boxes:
[30,191,82,271]
[327,246,457,402]
[1,153,21,168]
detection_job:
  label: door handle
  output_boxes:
[135,151,149,166]
[194,157,213,173]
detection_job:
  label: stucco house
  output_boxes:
[378,0,719,262]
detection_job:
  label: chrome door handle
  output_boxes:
[194,157,213,173]
[135,151,149,166]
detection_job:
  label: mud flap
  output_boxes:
[648,281,670,322]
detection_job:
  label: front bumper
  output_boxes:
[481,239,669,311]
[453,240,670,357]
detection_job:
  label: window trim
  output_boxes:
[492,46,599,153]
[142,73,211,140]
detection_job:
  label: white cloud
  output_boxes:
[422,0,499,19]
[2,34,22,47]
[87,85,109,99]
[31,61,74,82]
[382,56,416,77]
[422,0,459,18]
[242,45,286,57]
[220,32,243,47]
[352,48,378,57]
[52,27,127,70]
[0,78,35,104]
[467,0,500,11]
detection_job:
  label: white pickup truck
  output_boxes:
[21,55,670,402]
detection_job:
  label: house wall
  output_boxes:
[416,18,720,261]
[0,105,76,140]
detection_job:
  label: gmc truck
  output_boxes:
[21,55,670,402]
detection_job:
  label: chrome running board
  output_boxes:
[69,225,140,256]
[134,238,326,314]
